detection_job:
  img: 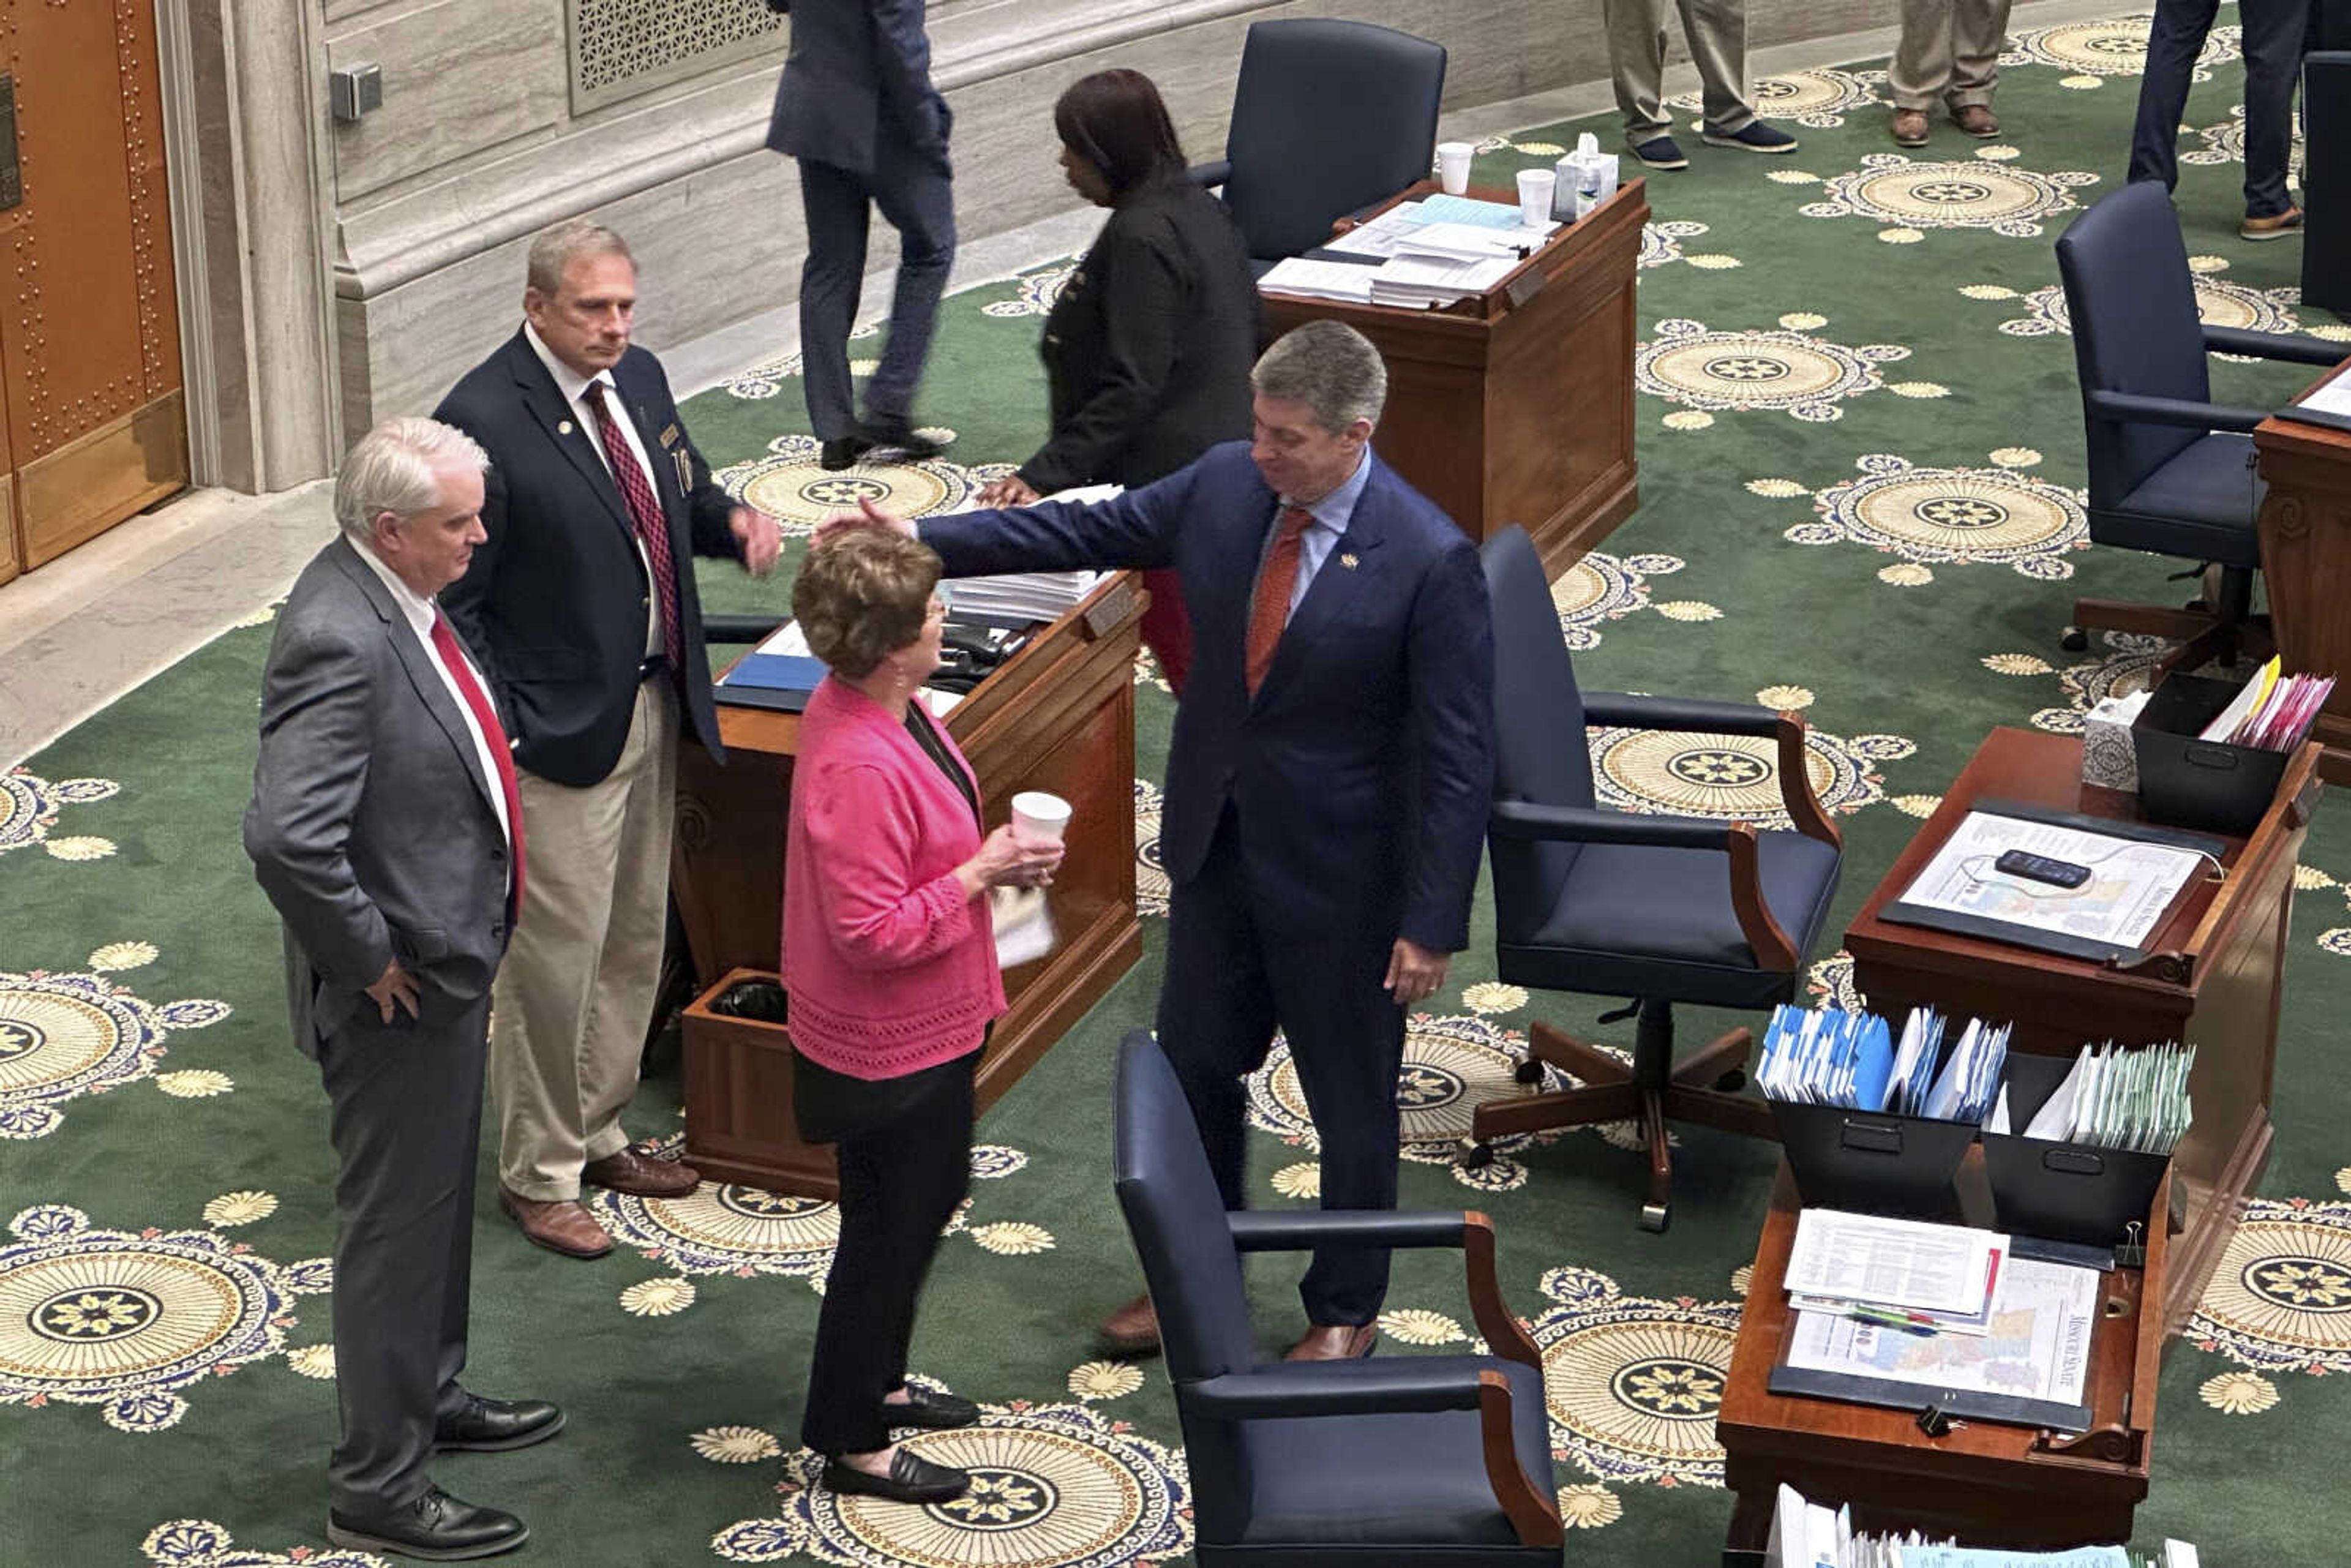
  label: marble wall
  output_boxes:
[323,0,1889,442]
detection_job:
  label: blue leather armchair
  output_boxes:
[2055,182,2341,667]
[1190,20,1447,269]
[1462,528,1843,1231]
[1111,1031,1562,1566]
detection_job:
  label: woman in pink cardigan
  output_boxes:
[782,529,1063,1506]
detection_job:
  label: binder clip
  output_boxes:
[2117,1220,2147,1270]
[1915,1403,1960,1438]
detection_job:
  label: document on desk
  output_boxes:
[1785,1256,2099,1414]
[1787,1210,2006,1317]
[1258,257,1379,304]
[1895,810,2204,954]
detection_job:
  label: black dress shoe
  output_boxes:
[821,1447,972,1504]
[435,1394,566,1452]
[819,435,874,471]
[857,419,943,460]
[327,1487,528,1561]
[885,1384,980,1430]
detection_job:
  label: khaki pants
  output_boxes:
[1889,0,2014,110]
[1602,0,1755,140]
[491,680,678,1201]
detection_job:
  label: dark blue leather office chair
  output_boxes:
[2055,182,2341,667]
[1190,20,1447,268]
[1111,1032,1561,1566]
[1462,527,1843,1232]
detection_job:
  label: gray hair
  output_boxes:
[1251,320,1387,435]
[334,416,490,542]
[526,217,634,297]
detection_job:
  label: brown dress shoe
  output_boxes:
[1098,1294,1162,1359]
[498,1188,613,1259]
[1890,108,1929,147]
[1285,1322,1378,1362]
[2241,206,2304,242]
[581,1146,700,1198]
[1951,103,2000,137]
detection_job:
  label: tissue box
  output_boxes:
[2080,692,2144,790]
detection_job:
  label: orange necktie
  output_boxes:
[1245,506,1314,697]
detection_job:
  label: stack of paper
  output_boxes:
[941,571,1100,622]
[1758,1005,2009,1125]
[2014,1040,2195,1155]
[1920,1016,2011,1127]
[1786,1209,2008,1335]
[1764,1483,2162,1567]
[1366,252,1521,308]
[1255,257,1377,304]
[2195,656,2336,751]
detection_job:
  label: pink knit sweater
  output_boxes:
[782,676,1006,1079]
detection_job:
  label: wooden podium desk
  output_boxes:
[1717,1160,2165,1554]
[1843,727,2322,1334]
[2255,354,2351,783]
[670,573,1147,1193]
[1260,178,1649,579]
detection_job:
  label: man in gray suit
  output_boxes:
[246,416,561,1562]
[765,0,956,470]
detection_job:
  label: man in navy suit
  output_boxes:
[435,220,781,1262]
[822,321,1494,1360]
[766,0,956,471]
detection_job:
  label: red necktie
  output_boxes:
[429,611,527,917]
[582,380,684,672]
[1245,506,1315,697]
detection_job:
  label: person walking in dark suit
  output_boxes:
[434,220,782,1264]
[821,320,1495,1362]
[2129,0,2312,239]
[246,417,561,1561]
[972,67,1261,696]
[766,0,956,470]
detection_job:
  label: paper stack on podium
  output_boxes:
[1756,1004,2011,1125]
[1764,1482,2169,1567]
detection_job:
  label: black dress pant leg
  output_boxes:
[2128,0,2221,189]
[797,157,874,443]
[1154,812,1280,1214]
[800,1054,975,1456]
[317,996,491,1517]
[1265,931,1407,1328]
[2241,0,2314,217]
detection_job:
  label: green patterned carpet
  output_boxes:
[7,9,2351,1564]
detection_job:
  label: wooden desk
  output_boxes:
[2255,357,2351,783]
[1260,179,1648,579]
[1843,726,2321,1334]
[1717,1160,2164,1553]
[670,574,1147,1193]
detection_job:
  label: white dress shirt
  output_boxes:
[352,538,514,850]
[523,321,664,659]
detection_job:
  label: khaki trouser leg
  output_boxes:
[492,683,678,1202]
[1602,0,1674,140]
[1892,0,2013,110]
[1676,0,1755,135]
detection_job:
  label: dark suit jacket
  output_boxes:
[765,0,949,177]
[435,332,743,788]
[1018,177,1263,495]
[244,537,515,1057]
[922,443,1494,951]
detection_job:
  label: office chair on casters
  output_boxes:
[1190,19,1447,270]
[1111,1031,1562,1566]
[2054,182,2342,672]
[1460,528,1843,1232]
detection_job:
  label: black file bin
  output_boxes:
[1769,1099,1978,1219]
[1982,1053,2170,1249]
[2132,673,2289,835]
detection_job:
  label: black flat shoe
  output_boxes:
[327,1487,528,1561]
[857,419,944,460]
[435,1394,566,1453]
[820,435,874,471]
[821,1447,971,1504]
[885,1384,980,1430]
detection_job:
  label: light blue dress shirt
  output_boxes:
[1271,446,1372,619]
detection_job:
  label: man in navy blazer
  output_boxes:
[436,220,781,1262]
[823,321,1495,1360]
[766,0,956,470]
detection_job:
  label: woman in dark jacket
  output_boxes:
[975,69,1262,694]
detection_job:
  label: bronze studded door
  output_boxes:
[0,0,186,583]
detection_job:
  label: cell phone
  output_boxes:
[1993,849,2091,889]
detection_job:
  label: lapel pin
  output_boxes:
[557,419,573,435]
[1340,552,1360,569]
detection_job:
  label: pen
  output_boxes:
[1847,1305,1938,1335]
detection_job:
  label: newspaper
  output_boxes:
[1900,812,2203,951]
[1785,1256,2099,1409]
